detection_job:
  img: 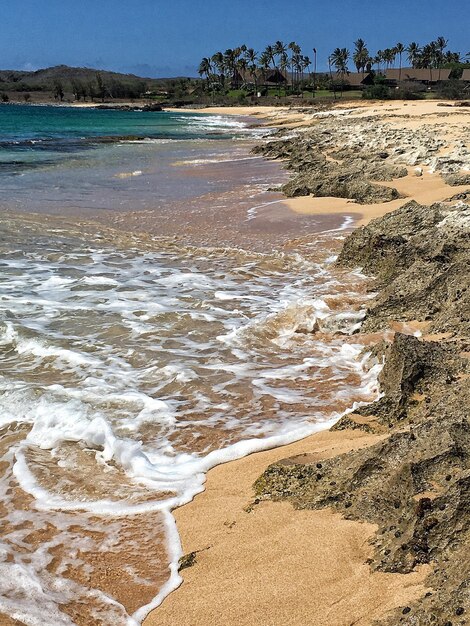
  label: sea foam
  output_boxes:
[0,225,380,624]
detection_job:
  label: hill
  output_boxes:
[0,65,197,104]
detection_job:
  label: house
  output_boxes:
[231,68,292,89]
[330,72,374,89]
[385,68,451,85]
[460,69,470,82]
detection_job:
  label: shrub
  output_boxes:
[437,79,469,100]
[394,88,424,100]
[362,84,392,100]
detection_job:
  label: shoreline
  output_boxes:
[165,100,470,226]
[143,99,470,625]
[144,429,430,626]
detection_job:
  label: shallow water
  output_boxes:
[0,107,378,625]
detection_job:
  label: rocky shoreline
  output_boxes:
[140,102,470,626]
[255,195,470,624]
[253,105,470,205]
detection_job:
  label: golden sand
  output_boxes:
[144,429,429,626]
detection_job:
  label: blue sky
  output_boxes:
[1,0,468,77]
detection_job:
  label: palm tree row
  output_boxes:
[331,36,461,80]
[198,41,312,93]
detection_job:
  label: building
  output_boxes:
[460,69,470,82]
[385,68,451,85]
[330,72,374,89]
[231,68,292,89]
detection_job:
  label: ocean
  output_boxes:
[0,105,379,625]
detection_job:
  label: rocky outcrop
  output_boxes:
[337,200,470,336]
[255,199,470,624]
[445,172,470,186]
[253,136,405,204]
[253,111,470,208]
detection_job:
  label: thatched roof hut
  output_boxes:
[386,68,451,84]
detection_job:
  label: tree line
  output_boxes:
[330,37,463,78]
[198,42,315,93]
[199,37,467,94]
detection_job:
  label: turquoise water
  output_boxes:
[0,104,270,214]
[0,103,251,145]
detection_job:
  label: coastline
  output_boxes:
[166,100,470,225]
[143,99,470,625]
[1,99,467,624]
[143,428,430,626]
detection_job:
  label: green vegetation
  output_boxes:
[197,36,470,103]
[0,65,199,105]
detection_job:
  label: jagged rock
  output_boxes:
[282,173,400,204]
[445,172,470,186]
[337,200,470,335]
[253,135,405,204]
[255,194,470,623]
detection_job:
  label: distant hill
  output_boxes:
[0,65,197,103]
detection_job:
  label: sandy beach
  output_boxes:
[144,429,430,626]
[143,99,470,625]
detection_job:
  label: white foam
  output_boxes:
[0,233,382,625]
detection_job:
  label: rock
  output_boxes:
[415,167,423,177]
[178,551,197,571]
[337,200,470,335]
[142,103,163,112]
[255,194,470,624]
[282,173,401,204]
[445,173,470,186]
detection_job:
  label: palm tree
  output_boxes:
[264,45,276,69]
[245,48,258,95]
[330,47,350,96]
[407,42,421,69]
[382,48,396,71]
[293,52,303,94]
[198,57,213,90]
[301,55,311,96]
[211,52,225,87]
[224,49,237,88]
[288,41,301,93]
[376,50,384,74]
[273,41,288,95]
[435,36,448,80]
[445,51,461,64]
[353,39,369,74]
[395,43,405,81]
[259,50,271,91]
[236,55,248,89]
[420,42,439,83]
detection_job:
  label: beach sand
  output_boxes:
[283,169,470,225]
[144,429,429,626]
[143,99,467,625]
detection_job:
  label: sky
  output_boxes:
[0,0,468,77]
